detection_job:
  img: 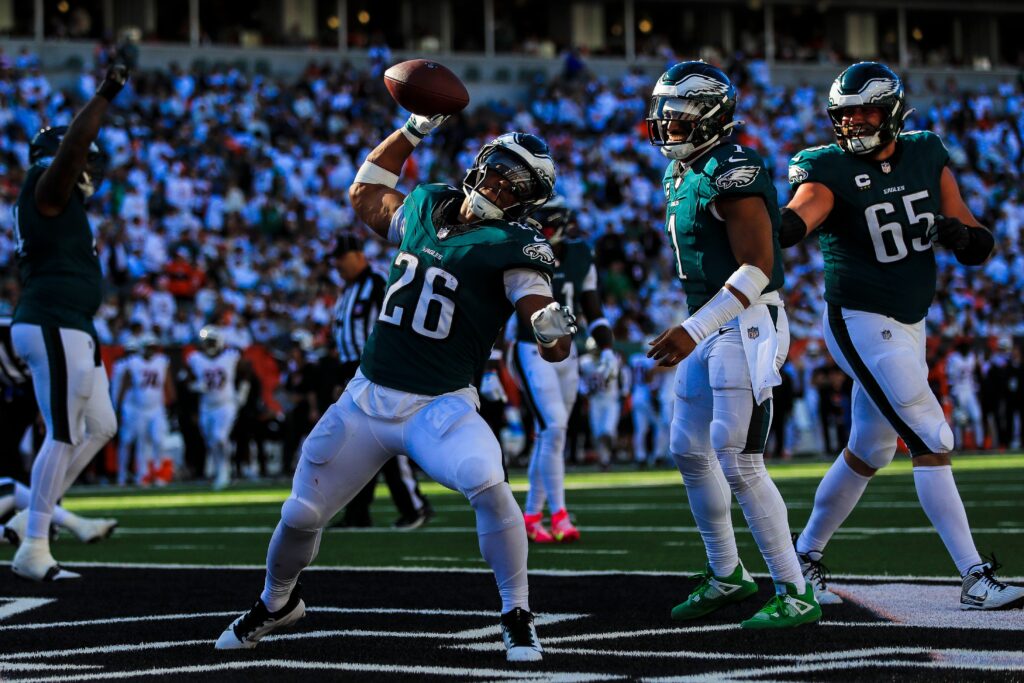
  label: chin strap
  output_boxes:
[467,190,504,220]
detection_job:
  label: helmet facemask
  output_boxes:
[647,94,738,163]
[827,63,910,156]
[827,102,905,155]
[462,139,554,221]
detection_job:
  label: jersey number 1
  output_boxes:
[379,252,459,340]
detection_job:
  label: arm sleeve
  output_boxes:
[386,204,407,244]
[503,268,552,304]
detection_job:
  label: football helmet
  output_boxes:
[199,326,225,356]
[463,132,555,221]
[647,61,738,163]
[530,195,572,245]
[827,62,909,156]
[137,333,158,357]
[29,126,107,198]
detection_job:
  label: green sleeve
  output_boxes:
[708,152,773,201]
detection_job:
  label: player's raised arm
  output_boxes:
[931,167,995,265]
[780,181,834,247]
[35,63,129,217]
[349,114,448,239]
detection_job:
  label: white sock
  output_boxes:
[797,453,871,554]
[261,521,322,612]
[27,440,76,539]
[913,465,982,576]
[721,451,805,592]
[675,453,739,577]
[472,484,529,614]
[538,425,567,512]
[524,438,545,515]
[13,480,31,509]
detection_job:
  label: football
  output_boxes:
[384,59,470,116]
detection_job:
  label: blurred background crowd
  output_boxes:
[1,38,1022,487]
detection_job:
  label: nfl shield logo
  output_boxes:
[881,161,892,174]
[747,327,760,340]
[881,329,892,340]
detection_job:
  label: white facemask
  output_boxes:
[466,190,504,220]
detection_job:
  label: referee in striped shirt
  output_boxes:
[330,235,431,530]
[1,315,37,482]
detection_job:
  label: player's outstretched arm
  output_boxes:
[35,63,129,217]
[933,167,995,265]
[516,295,574,362]
[349,114,447,239]
[780,181,834,247]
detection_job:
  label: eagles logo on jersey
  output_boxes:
[715,166,760,190]
[827,62,910,156]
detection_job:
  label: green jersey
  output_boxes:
[788,131,947,324]
[13,163,102,337]
[662,141,784,313]
[515,238,594,343]
[361,184,556,395]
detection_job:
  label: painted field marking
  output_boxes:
[833,582,1024,631]
[5,658,623,683]
[0,598,57,622]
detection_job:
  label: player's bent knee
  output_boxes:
[672,451,713,478]
[540,424,567,450]
[281,488,329,531]
[455,455,504,499]
[934,421,954,454]
[718,452,767,492]
[848,441,894,471]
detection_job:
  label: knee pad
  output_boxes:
[539,424,567,452]
[469,483,521,535]
[281,485,330,531]
[455,455,503,498]
[670,417,701,457]
[847,440,896,471]
[934,421,955,454]
[718,452,767,493]
[710,418,744,454]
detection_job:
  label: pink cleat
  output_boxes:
[550,509,580,543]
[524,512,555,543]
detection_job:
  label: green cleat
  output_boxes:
[740,581,822,630]
[671,562,759,621]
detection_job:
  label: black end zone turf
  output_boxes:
[0,567,1018,681]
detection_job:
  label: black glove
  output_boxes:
[96,62,130,102]
[928,215,970,251]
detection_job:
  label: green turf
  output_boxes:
[3,454,1022,577]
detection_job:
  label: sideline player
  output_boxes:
[645,61,820,628]
[946,339,984,450]
[9,63,128,581]
[186,327,244,490]
[111,339,139,486]
[579,340,628,470]
[784,61,1024,610]
[215,116,576,661]
[507,197,616,543]
[117,334,174,486]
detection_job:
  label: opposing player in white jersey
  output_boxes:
[507,198,616,543]
[580,342,629,469]
[629,351,659,466]
[186,327,244,490]
[947,340,984,450]
[111,340,139,487]
[117,334,174,486]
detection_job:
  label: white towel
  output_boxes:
[738,291,784,406]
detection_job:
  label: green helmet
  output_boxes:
[827,62,909,155]
[647,61,738,163]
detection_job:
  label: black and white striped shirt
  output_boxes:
[0,316,30,387]
[333,266,386,364]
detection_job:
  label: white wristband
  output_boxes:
[354,161,399,188]
[680,287,744,343]
[400,126,423,147]
[725,264,770,304]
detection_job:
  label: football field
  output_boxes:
[2,454,1023,681]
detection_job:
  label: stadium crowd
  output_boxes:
[0,45,1022,485]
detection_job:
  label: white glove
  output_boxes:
[597,348,619,381]
[403,113,449,141]
[480,370,508,403]
[530,302,577,347]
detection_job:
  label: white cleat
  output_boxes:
[215,592,306,650]
[69,517,119,544]
[5,509,27,547]
[796,547,843,606]
[961,558,1024,610]
[12,540,81,581]
[500,608,543,662]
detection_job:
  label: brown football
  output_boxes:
[384,59,470,116]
